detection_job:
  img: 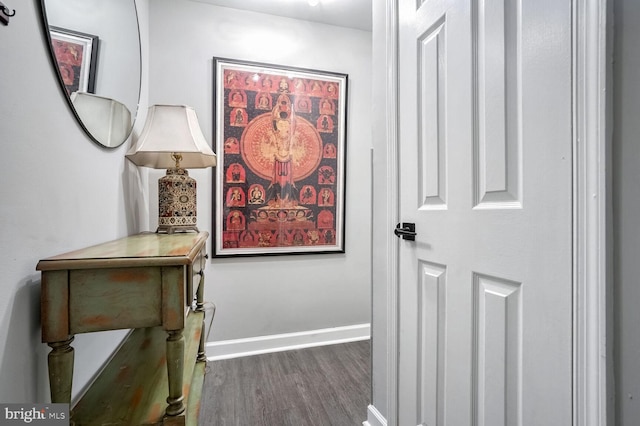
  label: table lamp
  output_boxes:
[125,104,216,233]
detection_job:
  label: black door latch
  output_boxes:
[394,223,417,241]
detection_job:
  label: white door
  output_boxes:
[397,0,573,425]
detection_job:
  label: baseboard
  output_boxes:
[206,323,370,361]
[363,404,387,426]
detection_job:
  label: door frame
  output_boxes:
[572,0,611,425]
[370,0,610,425]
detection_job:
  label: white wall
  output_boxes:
[146,0,372,343]
[0,0,149,402]
[612,0,640,423]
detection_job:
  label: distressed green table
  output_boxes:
[38,232,209,425]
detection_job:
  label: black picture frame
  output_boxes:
[49,26,99,96]
[212,57,348,257]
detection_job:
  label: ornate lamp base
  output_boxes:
[157,168,199,234]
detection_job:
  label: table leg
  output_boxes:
[47,337,74,403]
[195,270,204,314]
[195,271,206,362]
[165,330,185,417]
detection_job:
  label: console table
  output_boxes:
[37,232,209,425]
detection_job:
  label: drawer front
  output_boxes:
[70,267,162,334]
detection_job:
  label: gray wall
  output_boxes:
[0,0,371,405]
[613,0,640,423]
[0,0,150,402]
[146,0,372,343]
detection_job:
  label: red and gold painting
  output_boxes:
[213,58,348,257]
[49,27,99,96]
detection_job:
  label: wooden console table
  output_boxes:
[38,232,209,425]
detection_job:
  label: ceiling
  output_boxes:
[189,0,372,32]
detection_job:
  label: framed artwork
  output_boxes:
[212,57,348,257]
[49,26,99,96]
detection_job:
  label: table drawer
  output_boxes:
[70,268,162,334]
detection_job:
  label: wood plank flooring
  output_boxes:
[198,340,371,426]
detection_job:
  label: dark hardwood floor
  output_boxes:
[198,340,371,426]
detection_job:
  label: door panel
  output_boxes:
[474,274,522,426]
[418,18,447,208]
[475,0,521,207]
[398,0,572,425]
[417,262,447,425]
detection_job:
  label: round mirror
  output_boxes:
[39,0,141,148]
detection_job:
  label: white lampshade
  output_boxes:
[71,92,132,148]
[125,104,216,169]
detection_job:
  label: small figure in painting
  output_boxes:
[323,143,337,158]
[278,78,290,93]
[293,230,305,245]
[226,163,246,183]
[256,93,271,110]
[307,230,320,245]
[227,187,245,207]
[300,185,316,204]
[258,231,272,247]
[249,185,265,204]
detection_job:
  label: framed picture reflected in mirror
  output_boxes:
[49,26,99,96]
